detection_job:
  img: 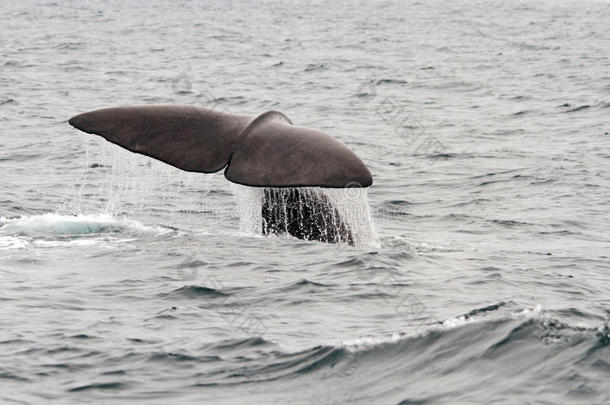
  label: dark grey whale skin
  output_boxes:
[68,105,372,188]
[68,105,372,243]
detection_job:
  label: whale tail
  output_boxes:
[68,106,372,188]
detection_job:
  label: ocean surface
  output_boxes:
[1,0,609,403]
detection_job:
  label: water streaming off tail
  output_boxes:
[67,139,377,246]
[324,187,378,247]
[232,185,263,235]
[232,185,378,247]
[64,138,219,216]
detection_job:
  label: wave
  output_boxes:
[179,307,609,403]
[160,285,229,299]
[5,303,607,403]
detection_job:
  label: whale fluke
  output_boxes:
[69,106,372,188]
[69,106,251,173]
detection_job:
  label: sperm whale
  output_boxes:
[69,106,372,244]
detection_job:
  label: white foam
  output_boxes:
[0,235,30,249]
[32,239,100,248]
[0,213,167,236]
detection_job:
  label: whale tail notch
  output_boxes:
[68,105,372,188]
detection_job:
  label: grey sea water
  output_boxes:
[1,0,609,403]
